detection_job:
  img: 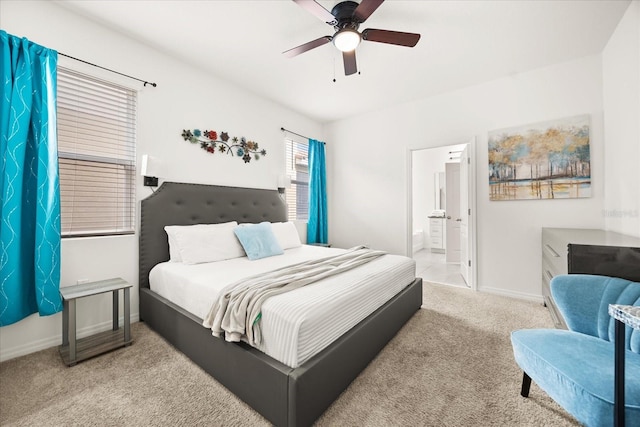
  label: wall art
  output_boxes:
[181,129,266,163]
[488,114,590,201]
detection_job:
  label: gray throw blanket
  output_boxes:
[202,246,386,346]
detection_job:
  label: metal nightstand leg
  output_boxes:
[112,290,119,331]
[62,299,69,347]
[68,299,77,365]
[124,288,130,343]
[614,319,625,427]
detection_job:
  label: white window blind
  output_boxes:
[284,138,309,220]
[57,67,137,237]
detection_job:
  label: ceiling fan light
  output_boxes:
[333,29,361,52]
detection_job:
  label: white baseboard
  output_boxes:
[0,313,140,362]
[477,286,544,304]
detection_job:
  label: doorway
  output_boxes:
[408,139,477,289]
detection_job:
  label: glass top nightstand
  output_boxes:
[59,278,132,366]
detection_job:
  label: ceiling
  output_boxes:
[56,0,630,124]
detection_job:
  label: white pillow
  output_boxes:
[164,222,239,263]
[271,221,302,250]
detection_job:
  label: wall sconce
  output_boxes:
[141,154,163,187]
[277,175,291,194]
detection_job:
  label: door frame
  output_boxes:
[406,138,478,291]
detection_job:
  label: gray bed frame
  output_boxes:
[139,181,422,427]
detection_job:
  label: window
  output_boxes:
[284,138,309,220]
[57,67,137,237]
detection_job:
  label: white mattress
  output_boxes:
[149,245,416,368]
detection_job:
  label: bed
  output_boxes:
[139,181,423,427]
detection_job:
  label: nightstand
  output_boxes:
[59,278,132,366]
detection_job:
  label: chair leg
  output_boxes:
[521,372,532,397]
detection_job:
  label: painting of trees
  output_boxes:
[488,115,591,200]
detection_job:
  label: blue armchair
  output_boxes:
[511,274,640,426]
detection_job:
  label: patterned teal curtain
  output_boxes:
[307,139,327,244]
[0,31,62,326]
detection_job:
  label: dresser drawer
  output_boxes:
[541,272,551,298]
[541,264,554,289]
[542,241,566,276]
[542,272,567,328]
[542,228,570,330]
[543,294,567,329]
[542,250,566,278]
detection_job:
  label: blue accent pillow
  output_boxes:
[234,222,284,261]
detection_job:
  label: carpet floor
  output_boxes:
[0,282,580,426]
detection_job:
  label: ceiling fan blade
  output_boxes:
[343,50,358,76]
[353,0,385,23]
[283,36,332,58]
[292,0,337,25]
[362,28,421,47]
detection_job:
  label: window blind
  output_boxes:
[57,67,137,237]
[284,138,309,220]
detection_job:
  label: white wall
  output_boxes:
[326,55,606,300]
[602,1,640,237]
[0,0,323,360]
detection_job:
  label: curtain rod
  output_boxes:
[58,52,157,87]
[280,127,325,144]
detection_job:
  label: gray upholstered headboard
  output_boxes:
[139,181,287,289]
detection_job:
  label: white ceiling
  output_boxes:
[57,0,630,124]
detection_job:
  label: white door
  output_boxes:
[459,146,470,285]
[445,162,460,263]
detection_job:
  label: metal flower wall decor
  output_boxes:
[181,129,266,163]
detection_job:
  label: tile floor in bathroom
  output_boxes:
[413,248,468,288]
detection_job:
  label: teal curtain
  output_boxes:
[307,139,327,244]
[0,31,62,326]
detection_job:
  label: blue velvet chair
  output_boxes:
[511,274,640,427]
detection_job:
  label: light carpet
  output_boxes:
[0,282,579,426]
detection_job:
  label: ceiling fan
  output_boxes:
[284,0,421,76]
